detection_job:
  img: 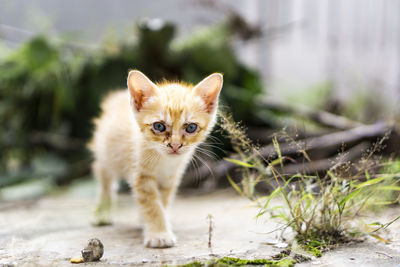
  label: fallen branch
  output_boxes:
[258,121,391,157]
[281,141,369,175]
[253,142,370,192]
[257,98,363,130]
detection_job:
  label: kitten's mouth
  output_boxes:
[168,151,181,155]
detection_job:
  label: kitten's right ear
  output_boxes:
[127,70,158,112]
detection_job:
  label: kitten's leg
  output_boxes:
[135,175,176,248]
[93,162,114,226]
[159,185,176,208]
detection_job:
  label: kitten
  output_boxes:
[89,70,223,248]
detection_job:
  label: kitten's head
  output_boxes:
[127,70,223,156]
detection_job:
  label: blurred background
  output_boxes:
[1,0,400,200]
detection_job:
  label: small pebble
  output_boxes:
[70,257,84,264]
[142,258,149,263]
[81,238,104,262]
[81,249,94,262]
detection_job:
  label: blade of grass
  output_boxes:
[224,157,255,168]
[227,173,243,196]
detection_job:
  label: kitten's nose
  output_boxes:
[168,143,182,153]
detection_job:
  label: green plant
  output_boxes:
[221,112,400,248]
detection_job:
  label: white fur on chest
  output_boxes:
[140,150,193,188]
[156,155,184,177]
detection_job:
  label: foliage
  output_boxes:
[282,81,333,111]
[342,90,390,124]
[0,19,264,188]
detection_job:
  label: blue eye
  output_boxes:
[153,122,166,133]
[185,123,198,133]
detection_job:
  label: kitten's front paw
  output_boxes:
[92,204,112,226]
[144,231,176,248]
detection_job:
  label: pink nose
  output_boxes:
[169,143,182,152]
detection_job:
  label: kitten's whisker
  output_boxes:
[206,135,223,145]
[194,150,214,161]
[195,147,219,160]
[189,156,201,183]
[201,142,222,147]
[196,151,217,162]
[199,143,226,154]
[192,153,215,183]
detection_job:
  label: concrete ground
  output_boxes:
[0,180,399,266]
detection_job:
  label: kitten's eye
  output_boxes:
[185,123,198,133]
[153,122,166,133]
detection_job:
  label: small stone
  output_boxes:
[81,249,94,262]
[70,257,84,264]
[81,238,104,262]
[142,258,149,263]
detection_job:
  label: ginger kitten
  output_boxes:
[89,70,223,248]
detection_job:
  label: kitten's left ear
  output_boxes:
[193,73,223,113]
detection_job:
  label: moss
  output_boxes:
[215,257,296,267]
[306,246,322,258]
[171,257,296,267]
[271,251,290,260]
[174,261,203,267]
[270,258,297,267]
[216,257,271,265]
[295,238,323,258]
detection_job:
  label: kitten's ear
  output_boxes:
[127,70,158,112]
[193,73,223,113]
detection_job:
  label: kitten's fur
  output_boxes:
[89,70,223,248]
